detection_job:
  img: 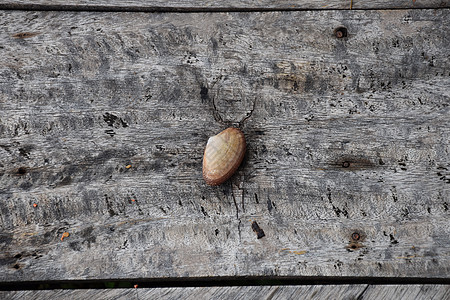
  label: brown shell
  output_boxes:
[202,127,246,186]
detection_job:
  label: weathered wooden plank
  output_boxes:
[0,9,449,282]
[0,285,368,300]
[0,0,449,11]
[362,284,450,300]
[1,285,450,300]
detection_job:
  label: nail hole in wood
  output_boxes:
[251,221,265,239]
[334,27,348,38]
[17,167,27,175]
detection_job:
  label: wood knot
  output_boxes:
[335,157,375,170]
[12,32,39,39]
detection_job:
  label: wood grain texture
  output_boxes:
[1,286,364,300]
[0,0,449,11]
[362,285,450,300]
[0,9,449,282]
[1,285,449,300]
[0,285,370,300]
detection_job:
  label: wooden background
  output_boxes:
[1,0,449,10]
[0,0,449,296]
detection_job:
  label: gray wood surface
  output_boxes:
[1,0,449,11]
[363,285,450,300]
[0,8,449,282]
[1,285,449,300]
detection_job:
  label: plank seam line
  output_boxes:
[0,4,449,13]
[1,277,449,291]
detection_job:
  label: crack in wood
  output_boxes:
[205,76,226,125]
[264,286,280,300]
[230,183,242,241]
[356,284,370,300]
[238,96,257,128]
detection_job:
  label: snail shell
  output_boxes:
[202,127,246,186]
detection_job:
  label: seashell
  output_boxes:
[203,127,246,186]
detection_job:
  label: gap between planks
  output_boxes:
[1,276,450,291]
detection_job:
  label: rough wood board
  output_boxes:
[1,285,449,300]
[0,9,449,281]
[0,285,367,300]
[362,285,450,300]
[0,0,449,11]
